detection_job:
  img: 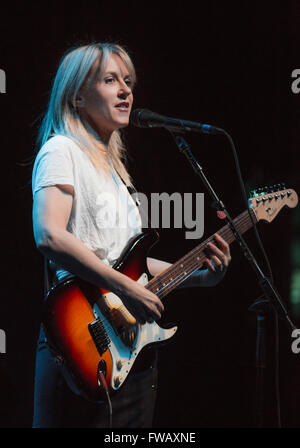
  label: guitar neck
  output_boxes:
[146,208,257,299]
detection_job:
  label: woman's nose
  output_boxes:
[118,82,132,98]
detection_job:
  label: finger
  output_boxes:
[149,304,162,320]
[155,297,164,314]
[210,255,227,270]
[210,255,223,267]
[204,257,215,272]
[206,242,225,260]
[149,293,164,314]
[142,299,161,321]
[134,309,147,325]
[207,241,230,265]
[137,294,163,322]
[131,312,146,325]
[126,301,148,325]
[213,234,230,255]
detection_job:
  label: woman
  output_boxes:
[32,42,231,428]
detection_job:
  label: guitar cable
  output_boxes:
[97,362,113,428]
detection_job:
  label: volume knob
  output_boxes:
[116,359,123,370]
[114,376,123,387]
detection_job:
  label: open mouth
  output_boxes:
[115,102,129,111]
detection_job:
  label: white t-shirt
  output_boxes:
[32,134,142,281]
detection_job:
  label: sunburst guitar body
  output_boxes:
[43,231,177,401]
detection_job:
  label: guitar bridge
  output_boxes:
[88,318,110,355]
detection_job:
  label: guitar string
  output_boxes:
[151,242,233,298]
[100,214,244,340]
[153,213,253,298]
[96,194,289,334]
[155,216,255,297]
[148,210,250,290]
[114,210,252,316]
[96,198,278,334]
[147,210,253,298]
[83,198,285,345]
[153,224,244,297]
[144,193,289,300]
[113,210,253,318]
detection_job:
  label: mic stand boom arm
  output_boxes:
[171,133,296,333]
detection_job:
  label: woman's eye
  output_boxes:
[104,76,132,88]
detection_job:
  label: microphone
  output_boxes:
[130,108,224,135]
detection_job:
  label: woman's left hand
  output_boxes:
[204,233,231,273]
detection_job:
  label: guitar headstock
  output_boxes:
[249,184,298,223]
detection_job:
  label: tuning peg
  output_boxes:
[250,188,261,197]
[259,187,267,196]
[276,182,285,190]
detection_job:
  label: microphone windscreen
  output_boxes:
[130,109,163,128]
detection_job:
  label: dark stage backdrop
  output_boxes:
[0,0,299,428]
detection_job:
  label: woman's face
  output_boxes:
[80,53,134,142]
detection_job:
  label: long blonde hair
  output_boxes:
[36,42,136,186]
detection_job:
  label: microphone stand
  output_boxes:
[248,296,272,427]
[170,132,296,427]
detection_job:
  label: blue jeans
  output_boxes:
[32,327,158,428]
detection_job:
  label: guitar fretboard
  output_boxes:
[146,208,257,299]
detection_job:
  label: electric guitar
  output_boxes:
[43,186,298,401]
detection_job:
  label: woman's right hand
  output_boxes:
[118,278,164,325]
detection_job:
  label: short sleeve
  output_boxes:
[32,136,75,197]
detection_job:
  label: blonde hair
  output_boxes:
[36,42,137,186]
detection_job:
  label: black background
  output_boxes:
[1,0,300,428]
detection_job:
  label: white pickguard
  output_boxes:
[92,272,177,391]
